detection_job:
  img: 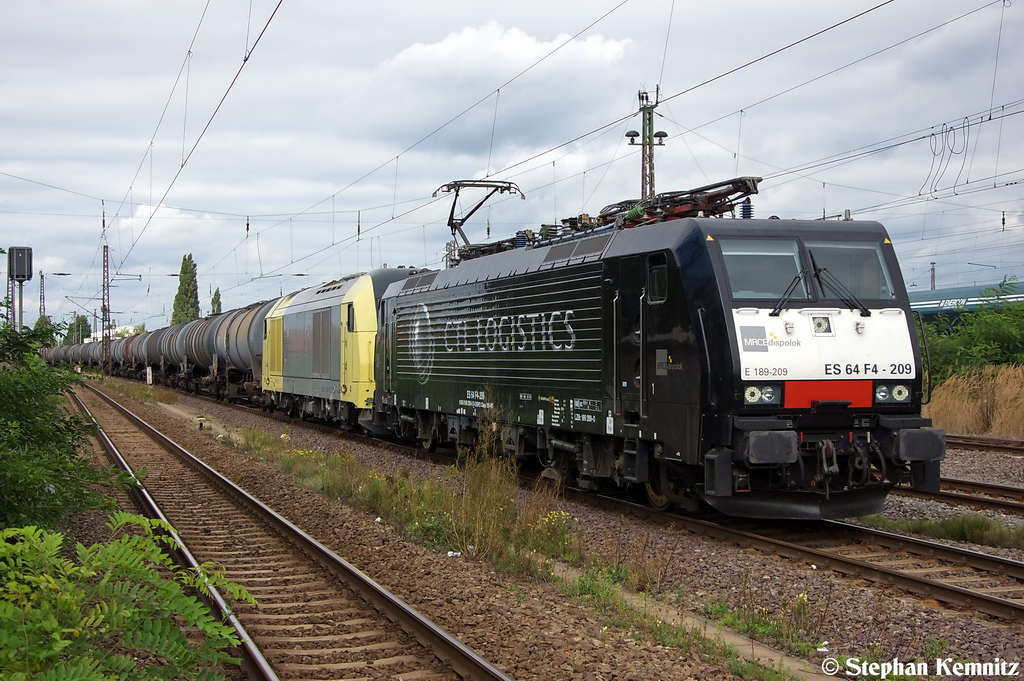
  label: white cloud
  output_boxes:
[2,0,1023,327]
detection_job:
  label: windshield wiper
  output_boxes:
[814,267,871,317]
[769,268,808,317]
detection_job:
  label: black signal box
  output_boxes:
[7,247,32,282]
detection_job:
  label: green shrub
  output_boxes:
[921,277,1024,380]
[0,324,129,530]
[0,512,252,680]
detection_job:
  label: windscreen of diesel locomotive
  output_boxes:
[805,241,896,301]
[719,238,809,300]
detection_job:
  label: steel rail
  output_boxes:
[82,384,514,681]
[86,381,1024,622]
[941,477,1024,501]
[892,478,1024,514]
[947,434,1024,453]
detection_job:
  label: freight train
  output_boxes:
[48,176,945,519]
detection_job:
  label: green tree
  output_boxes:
[61,314,92,346]
[210,287,222,315]
[32,314,60,348]
[171,254,200,325]
[112,323,145,338]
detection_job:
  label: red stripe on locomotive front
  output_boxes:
[783,380,873,409]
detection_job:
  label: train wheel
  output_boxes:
[645,463,681,512]
[645,483,674,512]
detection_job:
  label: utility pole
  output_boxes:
[102,244,111,373]
[625,89,667,202]
[38,271,45,317]
[6,276,13,325]
[930,262,936,290]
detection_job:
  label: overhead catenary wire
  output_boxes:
[118,0,284,270]
[16,0,1023,322]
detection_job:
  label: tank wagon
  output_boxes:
[51,299,277,400]
[372,180,945,519]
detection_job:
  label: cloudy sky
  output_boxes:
[3,0,1022,330]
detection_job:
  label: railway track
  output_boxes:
[717,517,1024,619]
[91,380,1024,621]
[893,478,1024,515]
[577,494,1024,620]
[73,384,513,681]
[947,434,1024,453]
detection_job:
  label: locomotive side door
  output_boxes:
[616,256,647,422]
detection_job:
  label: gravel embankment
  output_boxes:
[80,387,1024,679]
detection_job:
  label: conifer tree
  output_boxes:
[170,254,200,325]
[211,287,222,315]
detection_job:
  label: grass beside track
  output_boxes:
[861,512,1024,550]
[95,380,822,680]
[220,425,812,680]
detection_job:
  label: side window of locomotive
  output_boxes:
[346,303,355,332]
[805,241,896,300]
[648,253,668,303]
[719,238,808,300]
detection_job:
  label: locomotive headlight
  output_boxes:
[874,383,912,403]
[744,384,781,405]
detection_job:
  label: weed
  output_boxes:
[229,427,291,461]
[561,569,800,681]
[925,636,948,659]
[699,574,832,658]
[862,512,1024,551]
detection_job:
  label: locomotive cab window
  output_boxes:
[648,253,668,303]
[719,238,809,300]
[806,241,896,300]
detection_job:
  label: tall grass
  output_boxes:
[864,513,1024,550]
[222,424,804,679]
[925,365,1024,438]
[221,423,577,575]
[104,376,179,405]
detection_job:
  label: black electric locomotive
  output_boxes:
[373,178,945,519]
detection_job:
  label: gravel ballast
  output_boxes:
[79,385,1024,679]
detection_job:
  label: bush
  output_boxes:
[0,323,129,530]
[922,277,1024,380]
[0,512,253,680]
